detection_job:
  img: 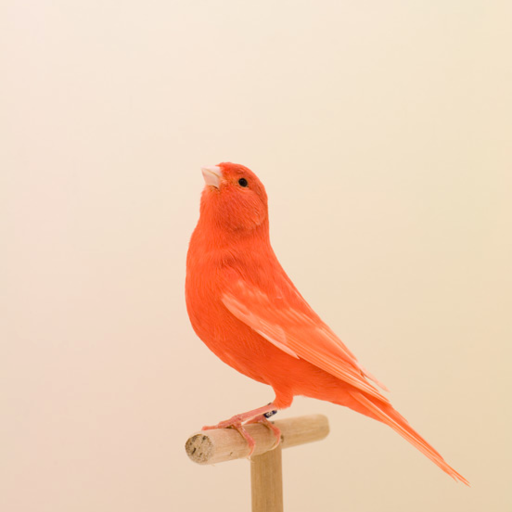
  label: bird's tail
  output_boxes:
[344,390,470,485]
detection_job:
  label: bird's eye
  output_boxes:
[238,178,248,187]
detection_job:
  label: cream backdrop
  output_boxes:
[1,1,511,511]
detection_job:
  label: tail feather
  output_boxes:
[350,391,470,486]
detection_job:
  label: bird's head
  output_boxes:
[199,162,269,234]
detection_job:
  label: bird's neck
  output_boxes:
[190,216,272,262]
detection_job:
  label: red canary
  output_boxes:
[186,162,468,484]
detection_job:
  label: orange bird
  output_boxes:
[186,162,468,484]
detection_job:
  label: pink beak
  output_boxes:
[201,166,222,188]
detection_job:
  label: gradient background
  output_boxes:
[1,1,511,511]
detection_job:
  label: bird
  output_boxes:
[185,161,469,485]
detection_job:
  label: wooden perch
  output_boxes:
[186,414,330,512]
[185,414,329,465]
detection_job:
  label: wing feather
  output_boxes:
[222,279,389,403]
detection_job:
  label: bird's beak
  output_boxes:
[201,166,222,189]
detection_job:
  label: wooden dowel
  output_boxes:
[185,414,329,465]
[251,444,283,512]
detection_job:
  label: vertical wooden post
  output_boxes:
[250,445,283,512]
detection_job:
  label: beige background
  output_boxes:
[1,1,511,511]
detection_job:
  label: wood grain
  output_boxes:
[251,445,283,512]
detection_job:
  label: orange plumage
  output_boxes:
[186,162,468,484]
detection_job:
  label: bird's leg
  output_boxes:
[202,403,280,456]
[202,403,278,430]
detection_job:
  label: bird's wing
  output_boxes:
[222,278,389,403]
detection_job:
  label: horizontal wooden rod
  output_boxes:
[185,414,329,465]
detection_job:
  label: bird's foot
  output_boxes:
[201,403,280,456]
[202,416,257,455]
[247,414,282,450]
